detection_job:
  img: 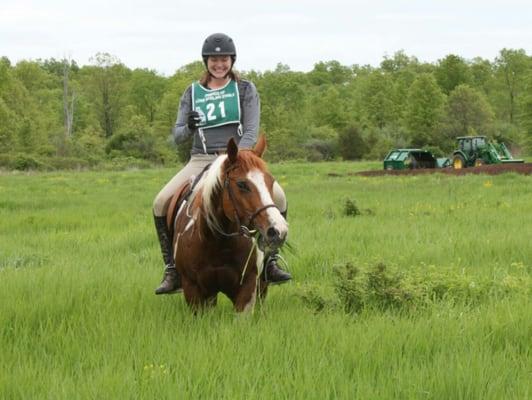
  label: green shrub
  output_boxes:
[105,115,160,161]
[11,154,47,170]
[343,198,374,217]
[297,284,337,313]
[299,262,531,315]
[333,263,367,313]
[343,199,361,216]
[338,125,368,160]
[303,138,338,161]
[47,157,90,170]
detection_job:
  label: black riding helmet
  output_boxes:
[201,33,236,67]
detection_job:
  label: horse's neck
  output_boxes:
[199,187,234,237]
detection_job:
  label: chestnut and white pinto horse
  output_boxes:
[172,136,287,312]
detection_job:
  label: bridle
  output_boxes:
[218,164,278,239]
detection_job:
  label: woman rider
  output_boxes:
[152,33,291,294]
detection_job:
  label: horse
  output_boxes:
[168,135,288,312]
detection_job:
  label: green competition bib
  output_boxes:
[191,80,241,129]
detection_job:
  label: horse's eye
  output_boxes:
[236,180,251,192]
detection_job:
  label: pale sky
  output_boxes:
[1,0,531,75]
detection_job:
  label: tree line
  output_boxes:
[0,49,530,170]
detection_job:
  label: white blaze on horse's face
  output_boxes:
[247,169,288,245]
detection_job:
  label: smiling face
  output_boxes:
[207,55,233,80]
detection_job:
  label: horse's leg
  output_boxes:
[183,281,207,313]
[233,275,258,313]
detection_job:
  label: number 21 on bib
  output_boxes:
[191,80,241,129]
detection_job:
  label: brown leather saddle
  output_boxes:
[165,181,192,239]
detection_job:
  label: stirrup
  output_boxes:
[264,255,292,285]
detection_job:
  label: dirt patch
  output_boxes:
[353,163,532,177]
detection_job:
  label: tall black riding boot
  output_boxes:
[153,215,182,295]
[263,209,292,285]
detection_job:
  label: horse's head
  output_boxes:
[219,135,288,250]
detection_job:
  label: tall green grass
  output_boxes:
[0,162,530,399]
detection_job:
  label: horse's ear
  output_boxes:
[227,137,238,163]
[253,134,267,158]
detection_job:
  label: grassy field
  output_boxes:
[0,161,530,399]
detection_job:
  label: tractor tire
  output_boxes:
[453,154,466,169]
[474,158,484,167]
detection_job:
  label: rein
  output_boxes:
[219,165,278,239]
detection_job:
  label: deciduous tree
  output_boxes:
[444,84,494,139]
[435,54,472,94]
[494,48,530,123]
[404,74,446,147]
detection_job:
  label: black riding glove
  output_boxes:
[186,111,201,130]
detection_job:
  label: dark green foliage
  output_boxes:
[303,138,337,161]
[469,57,494,93]
[129,68,166,122]
[520,71,532,152]
[443,84,495,139]
[494,48,530,124]
[359,72,398,129]
[342,198,374,217]
[404,73,446,147]
[308,60,353,85]
[343,199,361,216]
[11,154,47,170]
[365,263,415,310]
[176,136,192,163]
[435,54,472,94]
[338,125,367,160]
[0,49,530,170]
[364,126,407,159]
[105,116,158,161]
[297,284,333,312]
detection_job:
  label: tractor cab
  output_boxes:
[457,136,486,154]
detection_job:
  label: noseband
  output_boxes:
[221,166,278,238]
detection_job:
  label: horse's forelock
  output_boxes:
[237,150,267,172]
[202,151,266,204]
[200,150,269,234]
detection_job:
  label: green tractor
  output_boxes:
[452,136,524,169]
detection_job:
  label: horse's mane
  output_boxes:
[200,150,267,233]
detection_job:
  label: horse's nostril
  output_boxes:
[267,227,279,239]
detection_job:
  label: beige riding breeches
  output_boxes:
[152,154,287,217]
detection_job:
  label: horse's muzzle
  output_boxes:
[266,226,285,247]
[258,220,287,251]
